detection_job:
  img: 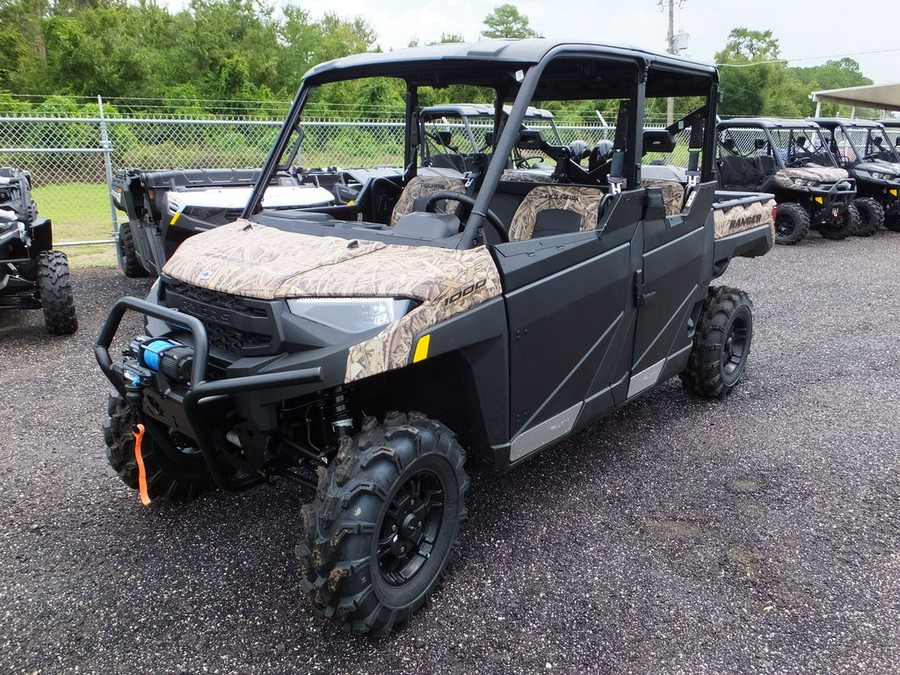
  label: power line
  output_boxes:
[718,47,900,67]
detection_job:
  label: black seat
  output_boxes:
[716,155,763,190]
[755,155,776,176]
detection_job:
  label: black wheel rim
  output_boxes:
[722,314,750,381]
[376,470,445,586]
[775,215,794,237]
[145,420,203,465]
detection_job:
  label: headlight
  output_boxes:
[286,297,415,333]
[791,178,819,187]
[867,171,896,181]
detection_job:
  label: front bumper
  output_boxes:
[95,296,323,490]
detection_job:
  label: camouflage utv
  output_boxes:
[716,119,857,245]
[96,40,774,635]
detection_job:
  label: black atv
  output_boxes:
[809,118,900,234]
[0,168,77,335]
[96,40,774,635]
[716,119,858,245]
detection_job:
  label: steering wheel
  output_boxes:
[786,156,811,168]
[514,155,546,169]
[424,191,508,243]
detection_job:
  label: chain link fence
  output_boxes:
[0,96,628,260]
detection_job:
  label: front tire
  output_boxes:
[297,412,468,635]
[102,392,212,502]
[37,250,77,335]
[681,286,753,399]
[774,202,809,245]
[883,204,900,232]
[819,203,857,240]
[851,197,884,236]
[118,222,150,278]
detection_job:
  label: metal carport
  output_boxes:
[811,82,900,116]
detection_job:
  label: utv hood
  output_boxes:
[163,220,501,302]
[162,220,503,382]
[853,160,900,183]
[771,166,849,191]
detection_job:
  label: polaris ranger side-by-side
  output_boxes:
[96,40,774,635]
[808,118,900,233]
[716,119,857,245]
[1,167,77,334]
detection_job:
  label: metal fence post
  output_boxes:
[98,96,118,239]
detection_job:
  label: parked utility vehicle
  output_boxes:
[882,119,900,151]
[96,40,774,635]
[421,103,566,173]
[808,118,900,233]
[716,119,857,244]
[0,167,77,334]
[111,168,340,277]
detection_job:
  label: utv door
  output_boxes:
[495,190,645,464]
[628,182,716,398]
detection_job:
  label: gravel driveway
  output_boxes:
[1,232,899,674]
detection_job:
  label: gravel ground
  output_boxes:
[1,231,899,675]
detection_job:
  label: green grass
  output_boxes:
[32,182,118,268]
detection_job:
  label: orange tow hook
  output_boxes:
[132,423,151,506]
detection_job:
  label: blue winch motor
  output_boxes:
[133,337,194,382]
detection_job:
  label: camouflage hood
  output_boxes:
[162,220,503,383]
[163,219,501,303]
[772,166,849,191]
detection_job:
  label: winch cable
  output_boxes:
[132,423,151,506]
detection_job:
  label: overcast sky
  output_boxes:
[284,0,899,86]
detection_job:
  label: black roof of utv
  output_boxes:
[808,117,886,130]
[301,39,718,98]
[719,118,822,131]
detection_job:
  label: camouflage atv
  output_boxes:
[716,119,857,245]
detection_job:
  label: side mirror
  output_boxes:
[516,128,546,150]
[436,130,452,147]
[754,138,766,150]
[483,131,494,147]
[642,128,676,153]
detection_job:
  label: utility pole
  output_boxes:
[664,0,676,125]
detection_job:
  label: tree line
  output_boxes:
[0,2,873,120]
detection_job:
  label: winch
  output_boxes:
[130,336,194,382]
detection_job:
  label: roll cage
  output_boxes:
[243,40,719,249]
[717,119,839,170]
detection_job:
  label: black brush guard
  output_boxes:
[95,296,322,491]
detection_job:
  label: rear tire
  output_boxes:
[681,286,753,399]
[103,392,212,502]
[118,222,149,278]
[850,197,883,236]
[819,203,857,240]
[774,202,809,245]
[296,412,468,635]
[883,205,900,232]
[37,250,77,335]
